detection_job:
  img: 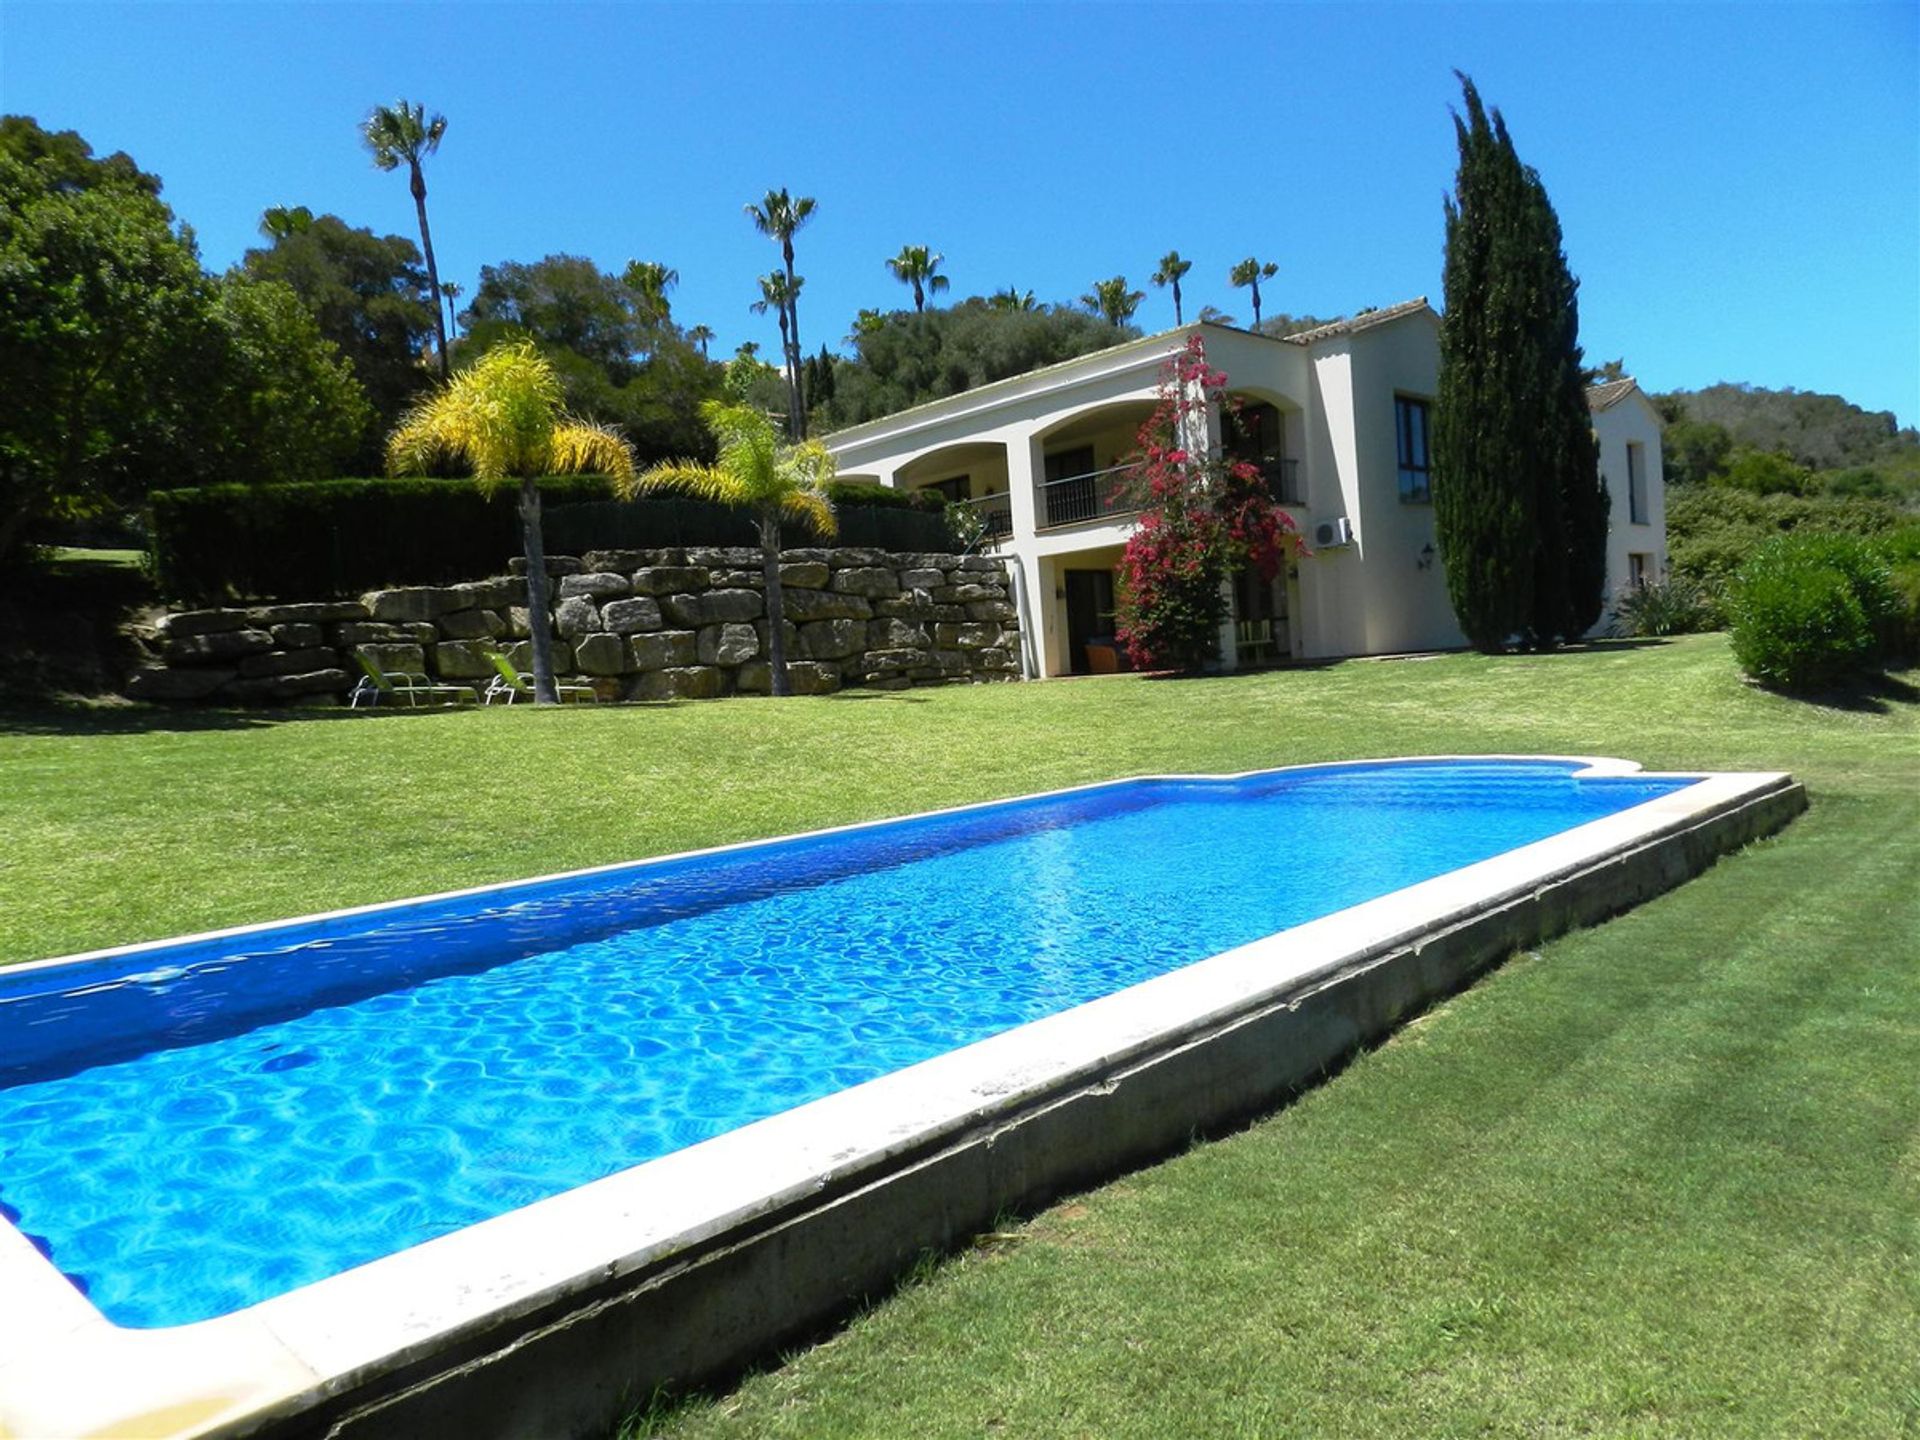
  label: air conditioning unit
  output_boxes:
[1313,516,1355,548]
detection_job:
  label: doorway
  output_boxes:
[1063,568,1117,675]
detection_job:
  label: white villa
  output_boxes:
[824,300,1668,678]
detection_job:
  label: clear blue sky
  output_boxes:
[4,1,1916,425]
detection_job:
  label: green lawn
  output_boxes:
[2,635,1916,1436]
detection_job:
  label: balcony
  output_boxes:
[1038,463,1142,531]
[1242,455,1305,506]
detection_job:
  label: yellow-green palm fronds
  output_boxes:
[382,340,635,492]
[624,462,736,506]
[634,402,837,530]
[550,419,636,483]
[778,488,836,538]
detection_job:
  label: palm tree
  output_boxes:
[687,324,715,358]
[751,272,802,427]
[361,99,451,380]
[440,279,463,342]
[627,401,835,697]
[1229,257,1279,329]
[744,187,817,438]
[623,260,679,324]
[1081,276,1145,328]
[885,245,950,313]
[1151,250,1193,326]
[259,205,314,241]
[848,308,887,342]
[387,341,634,704]
[989,287,1038,313]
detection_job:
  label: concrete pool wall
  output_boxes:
[0,759,1805,1440]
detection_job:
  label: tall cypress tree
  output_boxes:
[1435,74,1605,650]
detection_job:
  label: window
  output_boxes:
[1628,552,1650,589]
[927,474,972,504]
[1396,397,1431,503]
[1627,442,1648,524]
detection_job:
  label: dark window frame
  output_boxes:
[1395,395,1432,504]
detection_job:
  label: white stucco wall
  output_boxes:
[1590,388,1669,630]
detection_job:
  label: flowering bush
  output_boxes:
[1113,336,1306,670]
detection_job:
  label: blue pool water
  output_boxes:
[0,759,1693,1328]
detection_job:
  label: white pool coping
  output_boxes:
[0,756,1800,1440]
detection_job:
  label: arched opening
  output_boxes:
[1032,400,1156,530]
[895,442,1013,541]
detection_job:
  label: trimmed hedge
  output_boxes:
[150,476,961,602]
[1729,532,1902,691]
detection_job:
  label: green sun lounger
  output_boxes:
[482,652,599,704]
[348,651,479,709]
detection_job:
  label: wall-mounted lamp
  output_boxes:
[1416,542,1436,572]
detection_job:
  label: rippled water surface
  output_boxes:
[0,759,1692,1327]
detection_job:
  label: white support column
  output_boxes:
[1217,576,1240,672]
[1005,430,1042,540]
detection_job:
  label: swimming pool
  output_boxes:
[0,756,1803,1440]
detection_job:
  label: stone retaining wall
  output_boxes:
[125,548,1022,704]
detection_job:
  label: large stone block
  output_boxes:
[631,666,723,701]
[509,554,584,577]
[555,596,600,638]
[630,565,711,596]
[966,599,1017,623]
[506,607,532,639]
[402,622,439,643]
[827,547,887,568]
[737,660,841,696]
[363,587,460,623]
[861,647,933,671]
[125,665,235,701]
[685,547,763,570]
[696,622,760,666]
[956,555,1006,573]
[246,601,368,626]
[780,589,871,622]
[432,641,498,680]
[165,628,274,664]
[503,639,573,673]
[899,568,946,592]
[832,566,900,598]
[558,571,632,602]
[933,583,1000,603]
[934,622,1000,649]
[797,617,863,661]
[355,643,427,676]
[662,589,762,627]
[581,549,651,573]
[573,632,634,676]
[446,578,522,611]
[438,609,507,640]
[778,561,830,590]
[600,596,664,634]
[873,592,936,621]
[869,618,930,650]
[332,621,414,646]
[268,622,324,650]
[156,608,251,639]
[630,630,697,670]
[238,646,340,679]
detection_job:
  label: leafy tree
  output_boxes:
[457,253,722,463]
[387,341,635,703]
[1433,73,1604,650]
[1151,250,1193,325]
[745,187,816,437]
[0,120,214,561]
[885,244,950,312]
[1228,257,1278,328]
[361,99,451,380]
[989,287,1038,313]
[1713,447,1814,496]
[628,399,836,696]
[1661,416,1734,487]
[1196,304,1235,326]
[241,212,436,457]
[622,260,678,324]
[1081,276,1145,328]
[817,298,1131,427]
[203,275,372,483]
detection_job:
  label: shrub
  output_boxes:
[1886,561,1920,659]
[1729,533,1900,690]
[1610,575,1708,637]
[1666,486,1911,624]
